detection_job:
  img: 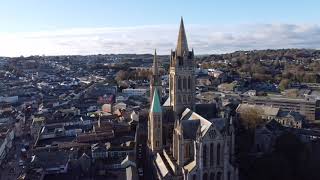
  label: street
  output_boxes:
[0,136,29,180]
[136,118,149,180]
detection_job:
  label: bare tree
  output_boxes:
[239,107,264,129]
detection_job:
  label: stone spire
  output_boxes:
[152,49,158,76]
[176,17,189,57]
[150,49,162,103]
[169,17,195,115]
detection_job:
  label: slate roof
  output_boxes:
[181,120,200,139]
[265,120,285,131]
[79,153,91,161]
[184,160,196,172]
[195,103,217,119]
[277,111,304,122]
[180,108,212,138]
[31,150,70,170]
[155,153,169,178]
[91,143,106,153]
[211,118,226,132]
[163,97,170,107]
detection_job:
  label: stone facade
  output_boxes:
[148,89,163,152]
[169,18,195,114]
[147,18,238,180]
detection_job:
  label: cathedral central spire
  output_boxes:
[169,17,195,115]
[176,17,189,57]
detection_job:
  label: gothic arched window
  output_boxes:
[183,77,187,89]
[203,173,208,180]
[210,143,214,167]
[203,144,207,167]
[184,143,190,159]
[217,143,221,166]
[178,57,183,66]
[229,134,233,159]
[210,173,215,180]
[178,77,182,90]
[170,76,173,92]
[177,95,181,104]
[193,174,196,180]
[217,172,222,180]
[188,77,191,89]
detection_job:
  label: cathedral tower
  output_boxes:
[169,17,195,115]
[148,89,163,152]
[150,49,162,103]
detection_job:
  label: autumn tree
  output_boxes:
[115,70,129,82]
[239,107,264,129]
[279,79,289,91]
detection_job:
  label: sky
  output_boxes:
[0,0,320,56]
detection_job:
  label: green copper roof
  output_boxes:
[151,89,162,113]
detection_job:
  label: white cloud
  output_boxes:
[0,23,320,57]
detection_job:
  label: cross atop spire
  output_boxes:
[152,49,158,76]
[176,17,189,57]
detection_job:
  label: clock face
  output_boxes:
[209,129,216,139]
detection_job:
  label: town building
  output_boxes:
[236,103,304,128]
[242,95,320,123]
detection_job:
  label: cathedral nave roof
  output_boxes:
[181,119,200,139]
[180,108,212,138]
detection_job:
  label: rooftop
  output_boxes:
[150,89,162,113]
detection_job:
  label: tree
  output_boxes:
[303,73,317,83]
[115,70,128,82]
[279,79,289,91]
[239,107,264,129]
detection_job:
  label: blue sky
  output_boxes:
[0,0,320,56]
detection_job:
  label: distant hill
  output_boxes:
[198,49,320,62]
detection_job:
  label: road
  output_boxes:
[136,118,149,180]
[0,136,29,180]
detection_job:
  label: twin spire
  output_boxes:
[152,49,158,76]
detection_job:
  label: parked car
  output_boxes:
[138,168,143,176]
[19,160,24,166]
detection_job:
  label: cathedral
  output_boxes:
[147,18,238,180]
